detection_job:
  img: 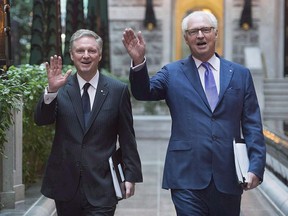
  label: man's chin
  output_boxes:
[79,67,91,73]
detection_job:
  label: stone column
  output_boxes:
[0,107,25,209]
[244,47,264,115]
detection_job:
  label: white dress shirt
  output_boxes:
[193,54,220,95]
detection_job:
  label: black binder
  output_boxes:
[109,148,125,199]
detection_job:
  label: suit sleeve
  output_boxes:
[34,93,57,126]
[241,70,266,180]
[129,63,168,101]
[117,85,143,183]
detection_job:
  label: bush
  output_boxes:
[0,69,25,154]
[2,64,52,185]
[1,64,75,185]
[19,64,54,185]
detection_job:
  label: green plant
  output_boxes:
[1,64,75,185]
[18,64,53,184]
[0,69,26,155]
[20,64,75,185]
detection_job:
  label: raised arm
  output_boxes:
[122,28,146,66]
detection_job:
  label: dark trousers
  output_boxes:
[55,180,116,216]
[171,179,241,216]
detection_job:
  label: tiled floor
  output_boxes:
[115,139,175,216]
[115,138,284,216]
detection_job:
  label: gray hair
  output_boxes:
[181,11,218,35]
[69,29,103,54]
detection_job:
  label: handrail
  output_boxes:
[263,126,288,185]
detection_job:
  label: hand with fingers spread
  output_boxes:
[122,28,146,66]
[46,55,72,93]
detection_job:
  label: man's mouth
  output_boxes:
[197,41,207,46]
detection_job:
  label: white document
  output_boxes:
[109,149,125,199]
[233,139,249,184]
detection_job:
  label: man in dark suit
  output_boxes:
[122,11,266,216]
[34,29,142,216]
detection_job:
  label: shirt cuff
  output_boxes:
[44,86,57,104]
[131,57,146,71]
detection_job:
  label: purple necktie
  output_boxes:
[202,62,218,111]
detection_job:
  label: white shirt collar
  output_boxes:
[77,71,99,90]
[192,54,219,71]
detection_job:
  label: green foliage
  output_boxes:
[29,0,45,64]
[0,70,26,154]
[29,0,63,64]
[21,64,75,185]
[63,0,85,64]
[17,64,53,184]
[10,0,33,64]
[1,64,74,185]
[0,64,49,184]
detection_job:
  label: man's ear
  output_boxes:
[184,34,189,45]
[70,52,74,61]
[215,29,218,39]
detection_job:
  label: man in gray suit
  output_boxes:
[122,11,266,216]
[35,29,142,216]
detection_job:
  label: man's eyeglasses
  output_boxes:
[185,27,215,36]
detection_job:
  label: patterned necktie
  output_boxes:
[202,62,218,111]
[82,83,91,127]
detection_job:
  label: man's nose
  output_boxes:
[196,30,205,37]
[83,50,90,57]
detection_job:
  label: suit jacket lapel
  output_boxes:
[182,55,235,112]
[218,59,234,104]
[181,55,210,109]
[66,74,85,130]
[86,73,108,130]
